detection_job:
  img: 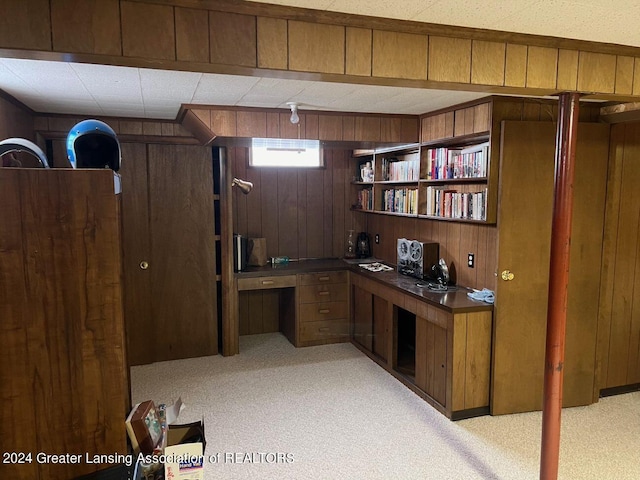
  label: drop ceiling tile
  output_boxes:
[71,63,141,86]
[139,69,201,93]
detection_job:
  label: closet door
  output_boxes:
[491,121,609,415]
[121,143,217,365]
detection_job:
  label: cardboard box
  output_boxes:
[164,420,206,480]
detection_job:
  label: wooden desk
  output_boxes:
[234,259,350,348]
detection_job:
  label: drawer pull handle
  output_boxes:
[261,280,274,285]
[318,291,330,296]
[318,276,330,281]
[319,327,330,332]
[318,309,330,314]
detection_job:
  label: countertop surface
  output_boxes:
[236,258,493,313]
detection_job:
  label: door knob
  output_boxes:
[501,270,514,281]
[140,261,149,270]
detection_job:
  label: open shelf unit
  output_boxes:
[351,131,493,223]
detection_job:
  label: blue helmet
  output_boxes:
[0,138,49,168]
[66,119,121,171]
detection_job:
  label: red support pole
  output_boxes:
[540,92,581,480]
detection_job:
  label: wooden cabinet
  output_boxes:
[295,270,349,346]
[120,143,218,365]
[0,169,128,480]
[350,271,492,419]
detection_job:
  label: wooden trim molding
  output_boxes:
[1,0,640,101]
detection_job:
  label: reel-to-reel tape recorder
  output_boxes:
[396,238,439,280]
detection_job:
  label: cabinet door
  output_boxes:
[372,295,389,361]
[492,121,609,414]
[121,144,218,365]
[352,284,373,351]
[415,315,447,407]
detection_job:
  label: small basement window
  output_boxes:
[249,138,323,168]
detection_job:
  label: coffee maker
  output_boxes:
[356,232,371,258]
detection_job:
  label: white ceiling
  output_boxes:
[1,0,637,121]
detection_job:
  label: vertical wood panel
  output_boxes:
[237,111,267,138]
[473,103,491,133]
[634,58,640,95]
[306,168,325,257]
[210,11,256,67]
[319,115,343,141]
[577,51,617,94]
[288,21,345,74]
[429,36,471,83]
[297,171,308,258]
[238,291,249,335]
[457,224,478,288]
[595,124,625,396]
[332,151,347,257]
[263,290,281,332]
[175,6,209,63]
[266,112,280,137]
[615,56,635,95]
[0,0,51,50]
[355,116,381,142]
[277,169,299,258]
[464,312,492,408]
[526,46,558,89]
[51,0,121,55]
[260,168,279,257]
[211,110,237,137]
[257,16,288,70]
[557,49,579,91]
[372,30,427,80]
[121,1,175,60]
[323,153,334,257]
[606,124,640,387]
[505,44,528,87]
[305,114,319,140]
[452,314,467,411]
[346,27,372,76]
[248,291,264,334]
[471,40,505,86]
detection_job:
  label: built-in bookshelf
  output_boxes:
[351,135,492,222]
[419,138,490,221]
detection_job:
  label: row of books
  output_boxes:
[357,187,374,210]
[381,188,418,214]
[424,186,487,220]
[425,142,489,180]
[380,157,420,182]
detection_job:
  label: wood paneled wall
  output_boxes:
[230,146,364,335]
[0,93,34,141]
[184,106,419,143]
[596,122,640,391]
[364,215,497,292]
[3,0,640,100]
[231,147,363,258]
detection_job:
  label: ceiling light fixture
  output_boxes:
[286,102,300,124]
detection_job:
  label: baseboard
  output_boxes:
[599,383,640,398]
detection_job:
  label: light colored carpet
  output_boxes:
[131,333,640,480]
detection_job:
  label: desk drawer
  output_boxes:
[299,301,347,322]
[298,270,347,286]
[299,284,348,304]
[237,275,297,291]
[299,318,348,343]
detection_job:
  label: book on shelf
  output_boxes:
[381,157,420,182]
[381,187,418,214]
[424,186,487,220]
[425,142,489,180]
[356,187,373,211]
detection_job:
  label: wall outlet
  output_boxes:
[375,234,380,244]
[468,253,475,268]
